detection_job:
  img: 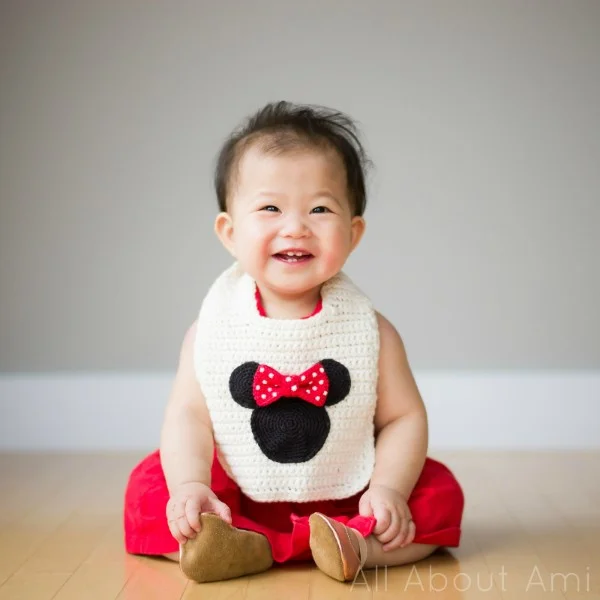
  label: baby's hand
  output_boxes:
[358,484,415,551]
[166,481,232,544]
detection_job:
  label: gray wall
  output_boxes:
[1,0,599,373]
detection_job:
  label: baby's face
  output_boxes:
[215,144,365,299]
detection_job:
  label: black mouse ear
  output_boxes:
[229,362,260,409]
[321,359,351,407]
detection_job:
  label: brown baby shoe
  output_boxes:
[179,513,273,583]
[308,512,368,582]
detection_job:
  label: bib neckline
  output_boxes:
[254,285,323,320]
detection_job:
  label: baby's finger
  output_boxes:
[358,493,374,518]
[372,505,391,536]
[382,531,405,552]
[377,510,401,546]
[167,517,187,545]
[216,501,232,524]
[403,519,417,547]
[185,497,203,533]
[176,513,196,540]
[203,496,231,524]
[166,500,186,543]
[395,514,411,549]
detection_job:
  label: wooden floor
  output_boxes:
[0,452,598,600]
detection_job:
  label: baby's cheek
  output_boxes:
[239,232,268,261]
[323,233,351,268]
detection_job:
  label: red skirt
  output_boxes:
[124,450,464,563]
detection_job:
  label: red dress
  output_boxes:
[124,292,464,561]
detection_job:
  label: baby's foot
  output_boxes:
[308,513,367,582]
[179,513,272,583]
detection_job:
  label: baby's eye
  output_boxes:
[311,206,331,214]
[260,205,280,212]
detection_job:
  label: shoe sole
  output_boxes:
[309,512,349,582]
[179,513,273,583]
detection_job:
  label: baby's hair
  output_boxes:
[214,101,371,217]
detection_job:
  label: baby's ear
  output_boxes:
[350,215,366,252]
[229,362,259,409]
[321,359,351,407]
[214,211,236,257]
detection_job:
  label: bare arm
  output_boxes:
[160,320,214,494]
[370,312,429,500]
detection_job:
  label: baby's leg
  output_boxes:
[341,523,438,568]
[164,552,179,561]
[361,535,438,568]
[309,512,438,582]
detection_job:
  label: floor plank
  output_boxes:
[0,451,597,599]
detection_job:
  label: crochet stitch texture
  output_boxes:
[194,262,379,502]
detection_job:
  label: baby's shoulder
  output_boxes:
[374,310,396,336]
[182,319,198,349]
[174,319,199,385]
[374,310,407,356]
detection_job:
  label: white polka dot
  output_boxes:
[312,386,317,391]
[255,385,260,390]
[286,376,291,382]
[260,367,264,372]
[272,392,277,396]
[320,367,324,373]
[262,380,267,384]
[319,380,324,385]
[307,389,311,394]
[261,394,266,399]
[312,372,317,377]
[316,396,320,401]
[324,391,328,396]
[301,375,305,381]
[269,373,274,378]
[268,387,272,392]
[291,385,297,391]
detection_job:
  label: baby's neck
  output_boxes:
[257,285,322,320]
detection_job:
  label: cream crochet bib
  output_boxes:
[193,262,379,502]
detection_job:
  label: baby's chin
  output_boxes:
[258,276,326,299]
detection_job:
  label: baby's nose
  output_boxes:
[280,214,309,237]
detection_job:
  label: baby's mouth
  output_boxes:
[273,251,314,263]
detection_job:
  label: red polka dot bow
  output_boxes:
[253,362,330,407]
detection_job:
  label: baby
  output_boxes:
[124,101,464,584]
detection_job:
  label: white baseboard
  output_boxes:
[0,372,598,451]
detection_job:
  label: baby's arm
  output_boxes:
[160,320,214,492]
[370,311,428,500]
[358,312,429,550]
[160,321,231,543]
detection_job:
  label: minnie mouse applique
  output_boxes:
[228,359,351,463]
